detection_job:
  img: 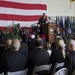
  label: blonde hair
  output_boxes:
[58,39,66,58]
[58,39,65,48]
[55,37,62,48]
[45,42,51,50]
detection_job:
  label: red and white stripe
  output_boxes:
[0,0,47,27]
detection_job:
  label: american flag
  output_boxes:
[0,0,47,27]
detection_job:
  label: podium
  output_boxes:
[42,23,55,44]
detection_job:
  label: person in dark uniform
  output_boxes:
[33,23,41,36]
[38,13,47,35]
[0,29,3,44]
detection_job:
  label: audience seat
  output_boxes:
[50,62,64,75]
[32,64,52,75]
[56,62,64,69]
[54,68,68,75]
[0,73,4,75]
[72,70,75,75]
[6,69,28,75]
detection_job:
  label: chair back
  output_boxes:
[0,73,4,75]
[6,69,28,75]
[56,62,64,69]
[1,73,4,75]
[54,68,68,75]
[50,62,64,75]
[72,69,75,75]
[32,64,52,75]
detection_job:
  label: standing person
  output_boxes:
[65,16,71,37]
[27,34,36,52]
[38,13,47,35]
[39,13,47,25]
[33,23,41,36]
[0,29,3,44]
[26,38,49,75]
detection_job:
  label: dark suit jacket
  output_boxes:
[33,26,41,35]
[50,47,65,64]
[39,17,47,35]
[19,43,28,58]
[39,17,46,25]
[64,51,75,75]
[26,48,49,75]
[0,51,26,73]
[27,39,36,52]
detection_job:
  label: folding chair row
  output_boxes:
[32,64,52,75]
[0,73,4,75]
[1,68,28,75]
[72,70,75,75]
[50,62,64,75]
[54,68,68,75]
[30,62,64,75]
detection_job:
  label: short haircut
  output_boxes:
[11,39,20,50]
[70,39,75,47]
[45,42,51,50]
[6,39,12,46]
[35,38,43,47]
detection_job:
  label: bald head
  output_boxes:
[70,39,75,50]
[67,39,75,51]
[70,39,75,47]
[11,39,20,51]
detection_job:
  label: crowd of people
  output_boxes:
[0,13,75,75]
[0,34,75,75]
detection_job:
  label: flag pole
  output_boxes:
[70,1,71,9]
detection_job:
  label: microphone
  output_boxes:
[48,17,51,20]
[47,17,56,22]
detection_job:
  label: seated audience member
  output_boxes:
[26,38,49,75]
[27,34,36,52]
[5,39,12,51]
[50,39,66,70]
[64,39,75,75]
[65,39,71,54]
[1,39,12,56]
[45,42,52,57]
[51,36,62,50]
[19,42,28,58]
[0,39,26,74]
[35,34,41,39]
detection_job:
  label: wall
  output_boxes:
[46,0,75,17]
